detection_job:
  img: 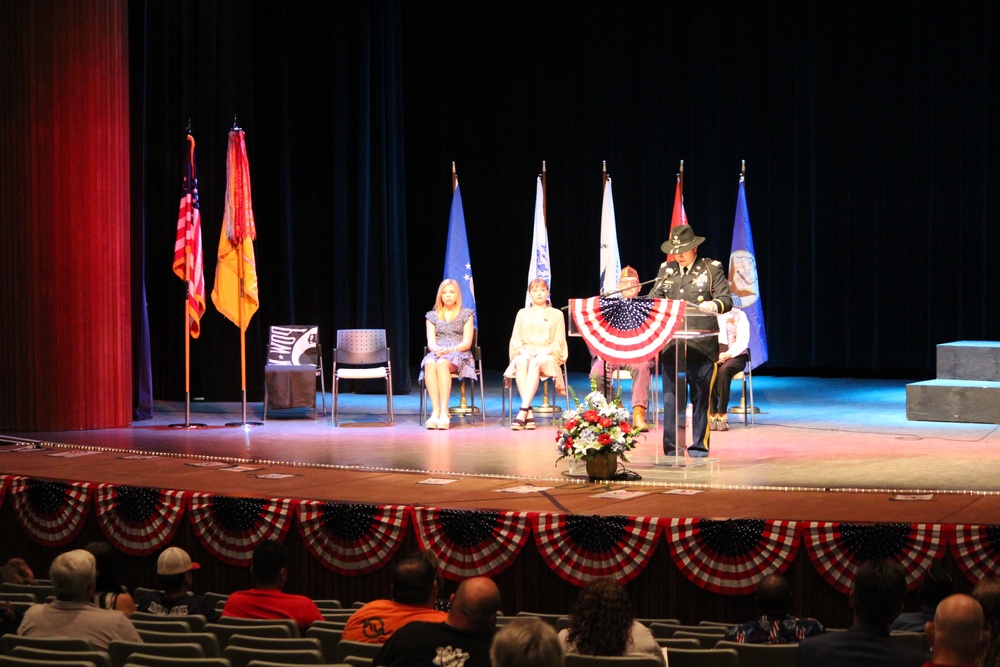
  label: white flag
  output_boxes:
[599,176,621,295]
[526,176,550,306]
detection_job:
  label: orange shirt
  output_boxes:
[342,599,447,643]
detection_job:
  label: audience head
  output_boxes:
[527,278,550,307]
[755,573,793,616]
[392,551,441,607]
[84,540,125,595]
[851,559,908,627]
[490,616,563,667]
[50,549,98,601]
[157,546,201,592]
[973,576,1000,667]
[925,593,987,665]
[919,561,954,608]
[0,557,36,584]
[434,279,463,314]
[566,576,635,657]
[251,539,288,588]
[448,577,501,634]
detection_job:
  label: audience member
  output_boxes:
[373,576,501,667]
[505,278,568,431]
[972,576,1000,667]
[0,557,37,584]
[221,539,323,634]
[558,576,664,666]
[137,546,218,620]
[724,573,824,643]
[421,278,476,430]
[892,562,954,632]
[17,549,141,648]
[588,266,654,431]
[923,593,988,667]
[795,559,927,667]
[491,616,563,667]
[84,540,137,617]
[343,551,447,643]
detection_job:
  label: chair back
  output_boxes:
[304,626,344,661]
[713,641,798,667]
[131,619,193,634]
[10,647,112,667]
[1,636,95,655]
[214,616,300,638]
[564,655,663,667]
[223,646,324,667]
[663,647,738,667]
[0,592,37,603]
[267,326,320,367]
[0,656,98,667]
[671,631,728,648]
[108,641,205,667]
[134,631,221,657]
[331,640,381,663]
[227,635,322,653]
[514,611,564,628]
[204,623,293,648]
[123,657,231,667]
[0,583,54,600]
[335,330,389,365]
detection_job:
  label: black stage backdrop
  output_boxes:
[132,1,998,404]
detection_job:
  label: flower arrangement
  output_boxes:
[555,381,643,464]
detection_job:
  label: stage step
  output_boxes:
[906,379,1000,423]
[936,341,1000,381]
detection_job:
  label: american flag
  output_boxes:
[172,132,206,338]
[569,297,686,365]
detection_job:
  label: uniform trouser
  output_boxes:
[589,359,652,409]
[711,353,750,415]
[661,345,716,457]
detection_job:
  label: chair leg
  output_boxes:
[386,373,394,425]
[333,376,339,426]
[478,376,486,424]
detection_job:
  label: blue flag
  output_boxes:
[729,176,768,368]
[525,176,550,306]
[444,182,477,324]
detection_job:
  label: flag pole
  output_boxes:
[447,161,476,416]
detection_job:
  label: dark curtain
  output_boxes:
[135,1,997,404]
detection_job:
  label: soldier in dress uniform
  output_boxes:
[648,225,732,458]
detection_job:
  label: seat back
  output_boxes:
[223,646,324,667]
[227,636,321,653]
[205,623,294,648]
[0,583,54,600]
[214,616,300,638]
[131,619,194,634]
[0,656,98,667]
[335,330,388,365]
[123,657,232,667]
[304,626,344,662]
[129,613,208,632]
[268,326,320,367]
[1,636,95,655]
[663,648,738,667]
[108,641,205,667]
[713,641,798,667]
[331,640,381,664]
[564,655,663,667]
[671,630,728,648]
[134,631,221,657]
[10,647,112,667]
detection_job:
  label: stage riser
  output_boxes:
[936,341,1000,381]
[906,380,1000,423]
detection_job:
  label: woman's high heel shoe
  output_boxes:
[524,408,536,430]
[512,409,528,431]
[426,415,440,430]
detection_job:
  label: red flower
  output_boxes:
[583,410,600,423]
[599,417,612,428]
[619,422,631,434]
[564,419,578,431]
[566,437,574,446]
[598,433,612,445]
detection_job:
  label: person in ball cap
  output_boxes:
[649,224,732,459]
[136,546,218,620]
[589,266,654,431]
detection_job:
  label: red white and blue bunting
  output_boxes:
[94,484,187,556]
[298,501,409,575]
[9,477,92,546]
[802,521,946,594]
[534,513,662,587]
[411,507,533,580]
[188,493,296,566]
[951,524,1000,583]
[0,474,9,509]
[666,518,800,594]
[569,297,686,365]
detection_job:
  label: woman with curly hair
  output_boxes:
[558,576,664,665]
[973,576,1000,667]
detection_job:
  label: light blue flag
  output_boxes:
[444,182,477,325]
[525,176,550,306]
[599,176,621,295]
[729,175,768,368]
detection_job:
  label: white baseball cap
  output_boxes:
[157,547,200,576]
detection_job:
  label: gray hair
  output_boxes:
[50,549,97,601]
[490,617,563,667]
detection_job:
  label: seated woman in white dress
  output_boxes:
[420,279,475,430]
[504,279,568,431]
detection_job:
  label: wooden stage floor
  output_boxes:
[2,375,999,524]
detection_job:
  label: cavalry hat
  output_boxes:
[619,266,639,281]
[157,547,200,575]
[661,224,705,254]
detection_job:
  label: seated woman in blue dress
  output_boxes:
[421,279,476,430]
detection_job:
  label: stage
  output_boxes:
[2,374,999,525]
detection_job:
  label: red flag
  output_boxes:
[172,133,206,338]
[665,174,688,262]
[211,129,259,330]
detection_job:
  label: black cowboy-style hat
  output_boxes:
[660,224,705,254]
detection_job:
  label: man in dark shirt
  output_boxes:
[137,546,218,620]
[796,559,928,667]
[374,576,501,667]
[725,573,824,643]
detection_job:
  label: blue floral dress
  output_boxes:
[419,308,476,382]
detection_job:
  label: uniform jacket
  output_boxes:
[648,256,732,359]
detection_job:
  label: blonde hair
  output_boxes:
[434,279,463,319]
